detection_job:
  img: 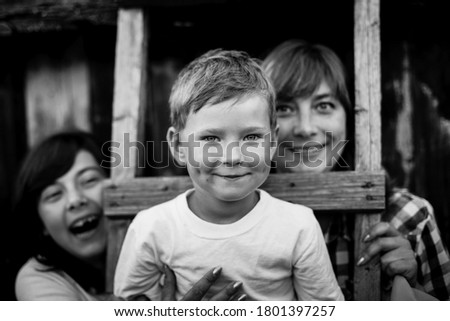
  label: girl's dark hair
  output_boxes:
[13,131,106,293]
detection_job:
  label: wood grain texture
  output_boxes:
[105,218,131,293]
[25,37,90,146]
[0,1,118,34]
[104,172,385,217]
[354,0,382,301]
[110,8,148,183]
[353,212,382,300]
[118,0,226,7]
[354,0,381,172]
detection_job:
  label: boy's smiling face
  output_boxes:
[170,95,277,215]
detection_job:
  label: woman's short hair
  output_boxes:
[262,39,352,114]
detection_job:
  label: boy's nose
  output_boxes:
[223,141,243,166]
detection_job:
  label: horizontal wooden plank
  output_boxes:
[119,0,226,7]
[0,1,118,34]
[104,171,385,217]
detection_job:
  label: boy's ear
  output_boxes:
[167,127,187,166]
[269,125,279,160]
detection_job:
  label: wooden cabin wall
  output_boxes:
[25,36,91,146]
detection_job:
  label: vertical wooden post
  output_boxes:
[110,8,148,183]
[106,7,149,292]
[354,0,382,300]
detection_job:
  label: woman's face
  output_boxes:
[38,150,107,265]
[274,81,348,173]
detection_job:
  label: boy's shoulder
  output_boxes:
[132,190,189,225]
[260,189,315,221]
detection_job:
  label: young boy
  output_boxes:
[114,49,344,301]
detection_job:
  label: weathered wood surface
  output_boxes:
[0,0,224,35]
[105,218,131,293]
[0,1,118,34]
[354,0,381,172]
[25,36,90,146]
[110,8,148,183]
[353,212,382,300]
[106,7,148,292]
[354,0,382,301]
[118,0,226,7]
[104,172,385,217]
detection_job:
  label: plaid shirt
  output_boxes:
[324,188,450,300]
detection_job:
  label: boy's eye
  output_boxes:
[276,104,295,116]
[315,102,335,113]
[244,134,260,141]
[202,136,219,142]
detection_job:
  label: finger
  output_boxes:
[363,222,401,242]
[230,293,248,301]
[383,259,418,286]
[380,243,414,266]
[181,267,222,301]
[209,281,242,301]
[161,265,176,301]
[383,258,414,277]
[357,236,406,266]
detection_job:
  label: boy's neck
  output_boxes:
[188,190,260,224]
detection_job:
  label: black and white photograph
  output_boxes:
[0,0,449,319]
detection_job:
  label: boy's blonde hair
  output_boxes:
[169,49,276,131]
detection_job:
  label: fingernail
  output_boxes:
[237,294,247,301]
[212,266,222,276]
[356,257,365,266]
[363,234,371,242]
[233,281,242,289]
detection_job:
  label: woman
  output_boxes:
[262,39,450,300]
[13,131,245,301]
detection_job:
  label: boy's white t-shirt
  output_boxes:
[114,189,344,301]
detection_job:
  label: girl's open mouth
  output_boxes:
[69,214,101,235]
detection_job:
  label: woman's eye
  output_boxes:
[316,102,334,112]
[203,136,219,142]
[276,104,293,113]
[276,104,295,116]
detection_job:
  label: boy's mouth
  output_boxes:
[214,173,250,180]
